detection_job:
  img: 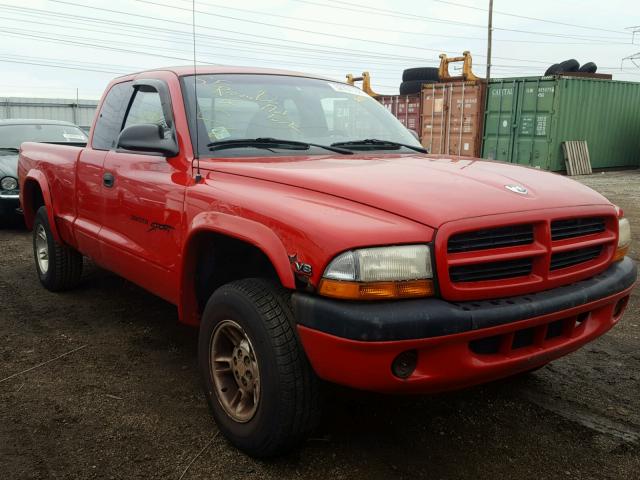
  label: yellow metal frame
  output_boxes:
[438,51,479,82]
[346,72,380,97]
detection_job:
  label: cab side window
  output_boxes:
[92,81,133,150]
[124,90,169,135]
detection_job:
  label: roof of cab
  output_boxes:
[116,65,337,82]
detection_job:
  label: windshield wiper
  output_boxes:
[0,147,19,153]
[207,138,353,155]
[331,139,428,153]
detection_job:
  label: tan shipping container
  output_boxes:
[378,94,421,134]
[420,81,486,157]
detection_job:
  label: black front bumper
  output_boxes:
[0,192,20,216]
[292,257,637,342]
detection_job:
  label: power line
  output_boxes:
[0,12,441,69]
[0,3,429,64]
[0,57,123,75]
[39,1,445,63]
[170,0,630,46]
[133,0,460,56]
[295,0,631,42]
[0,25,429,75]
[41,0,621,70]
[132,0,586,66]
[433,0,628,35]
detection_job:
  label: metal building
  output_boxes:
[0,97,98,132]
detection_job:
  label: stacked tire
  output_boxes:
[400,67,439,95]
[544,59,597,76]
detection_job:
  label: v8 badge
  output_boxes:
[289,254,312,276]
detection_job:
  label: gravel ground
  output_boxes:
[1,170,638,480]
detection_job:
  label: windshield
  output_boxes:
[182,74,422,156]
[0,124,88,149]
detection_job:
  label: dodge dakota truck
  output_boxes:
[18,66,636,457]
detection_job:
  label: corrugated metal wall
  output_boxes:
[482,76,640,171]
[0,97,98,130]
[552,78,640,170]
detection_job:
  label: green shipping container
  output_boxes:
[481,76,640,171]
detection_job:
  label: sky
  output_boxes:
[0,0,638,100]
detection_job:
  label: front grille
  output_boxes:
[440,212,616,300]
[448,224,534,253]
[450,258,533,283]
[550,245,602,270]
[551,217,605,241]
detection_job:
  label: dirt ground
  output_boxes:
[1,170,639,480]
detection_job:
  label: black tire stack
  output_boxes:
[400,67,439,95]
[544,59,597,76]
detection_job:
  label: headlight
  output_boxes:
[0,176,18,191]
[613,217,631,262]
[319,245,434,300]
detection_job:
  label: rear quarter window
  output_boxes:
[92,81,133,150]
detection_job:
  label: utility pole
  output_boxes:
[486,0,494,80]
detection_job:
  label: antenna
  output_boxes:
[192,0,202,183]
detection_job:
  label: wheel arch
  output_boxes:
[178,211,296,326]
[21,170,60,242]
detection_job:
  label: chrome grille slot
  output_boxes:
[450,258,533,283]
[550,245,602,270]
[448,224,534,253]
[551,217,605,241]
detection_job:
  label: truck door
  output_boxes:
[100,79,186,304]
[75,81,133,262]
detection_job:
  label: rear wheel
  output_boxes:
[32,206,83,291]
[198,278,320,458]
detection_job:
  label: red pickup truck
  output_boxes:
[18,66,636,457]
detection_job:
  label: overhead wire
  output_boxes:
[0,0,638,95]
[432,0,628,35]
[172,0,629,46]
[295,0,632,41]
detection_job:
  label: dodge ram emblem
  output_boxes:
[505,184,528,195]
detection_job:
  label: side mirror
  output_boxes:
[117,123,178,157]
[407,128,420,141]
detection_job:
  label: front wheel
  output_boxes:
[198,278,320,458]
[32,206,83,291]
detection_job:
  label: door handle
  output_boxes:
[103,172,115,188]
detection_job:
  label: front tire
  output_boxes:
[198,278,320,458]
[32,206,83,291]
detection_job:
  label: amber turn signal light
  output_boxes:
[318,279,434,300]
[613,244,629,263]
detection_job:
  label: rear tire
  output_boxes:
[544,63,562,76]
[198,278,321,458]
[402,67,440,82]
[558,59,580,73]
[32,206,83,291]
[399,79,436,95]
[578,62,598,73]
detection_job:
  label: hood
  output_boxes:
[206,154,611,228]
[0,152,18,179]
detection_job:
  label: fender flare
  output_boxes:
[22,169,61,243]
[178,211,296,325]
